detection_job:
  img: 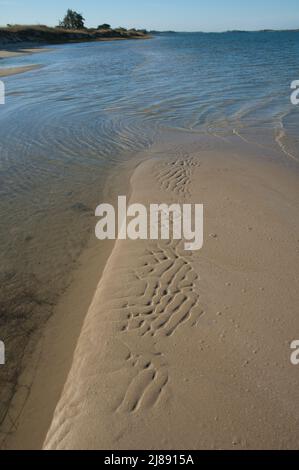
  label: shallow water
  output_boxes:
[0,32,298,427]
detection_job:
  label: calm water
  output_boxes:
[0,32,299,421]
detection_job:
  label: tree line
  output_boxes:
[59,9,111,30]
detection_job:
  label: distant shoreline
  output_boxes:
[150,29,299,34]
[0,26,151,77]
[0,25,151,50]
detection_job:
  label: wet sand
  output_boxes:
[1,135,299,449]
[0,158,139,450]
[36,140,299,450]
[0,46,51,60]
[0,45,51,77]
[0,64,43,77]
[1,30,298,451]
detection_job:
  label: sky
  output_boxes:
[0,0,298,32]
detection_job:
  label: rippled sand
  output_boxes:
[40,137,299,450]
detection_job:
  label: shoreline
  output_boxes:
[0,64,43,78]
[0,33,151,77]
[0,156,142,450]
[40,139,299,450]
[2,137,299,449]
[0,27,151,54]
[0,45,53,60]
[0,25,298,450]
[0,44,50,77]
[0,35,150,56]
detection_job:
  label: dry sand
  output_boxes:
[37,142,299,450]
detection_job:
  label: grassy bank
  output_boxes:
[0,25,150,47]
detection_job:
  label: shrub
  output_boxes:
[97,24,111,30]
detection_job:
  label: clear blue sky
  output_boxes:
[1,0,298,31]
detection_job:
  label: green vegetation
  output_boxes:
[0,10,149,45]
[0,25,149,47]
[59,9,85,30]
[97,24,111,30]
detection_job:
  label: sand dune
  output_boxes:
[43,145,299,450]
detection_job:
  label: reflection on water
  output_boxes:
[0,32,298,429]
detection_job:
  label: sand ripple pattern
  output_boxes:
[156,155,200,197]
[44,156,203,449]
[114,240,203,413]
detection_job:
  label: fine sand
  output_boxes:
[36,142,299,450]
[0,159,138,450]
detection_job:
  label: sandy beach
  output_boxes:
[1,28,298,451]
[0,157,137,450]
[11,136,294,450]
[0,25,149,77]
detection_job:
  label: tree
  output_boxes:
[98,24,111,30]
[59,9,85,30]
